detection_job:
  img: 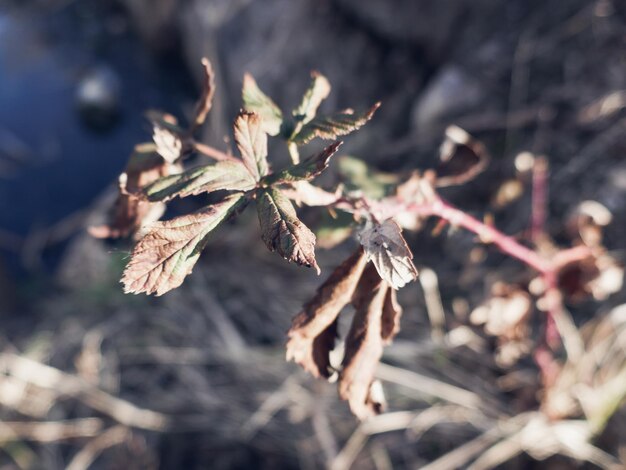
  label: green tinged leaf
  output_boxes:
[292,72,331,125]
[264,141,342,185]
[143,160,256,202]
[234,111,269,181]
[337,155,399,199]
[242,73,284,136]
[290,103,380,145]
[122,194,246,296]
[256,188,319,273]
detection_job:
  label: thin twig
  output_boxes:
[0,419,103,444]
[1,353,168,431]
[66,425,130,470]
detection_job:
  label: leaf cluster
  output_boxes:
[97,60,379,296]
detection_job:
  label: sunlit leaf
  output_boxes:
[256,187,319,272]
[122,193,246,296]
[264,141,342,184]
[290,103,380,145]
[292,71,331,125]
[233,111,269,181]
[242,73,284,136]
[143,160,256,202]
[358,219,418,289]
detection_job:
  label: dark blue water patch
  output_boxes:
[0,3,196,275]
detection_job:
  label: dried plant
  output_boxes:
[92,58,623,426]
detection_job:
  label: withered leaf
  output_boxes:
[292,71,331,125]
[381,287,402,343]
[191,58,216,130]
[290,103,380,145]
[146,110,186,164]
[358,219,418,290]
[256,187,319,273]
[233,111,269,181]
[264,141,342,185]
[143,160,256,202]
[339,264,388,420]
[89,143,180,239]
[242,73,284,136]
[286,248,368,378]
[122,193,246,296]
[435,125,490,188]
[152,124,183,163]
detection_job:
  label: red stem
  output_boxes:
[409,198,550,272]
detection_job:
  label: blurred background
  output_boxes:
[0,0,625,468]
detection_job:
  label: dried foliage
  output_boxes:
[93,56,624,432]
[122,193,246,296]
[256,187,319,273]
[88,143,181,239]
[339,264,389,419]
[286,248,367,378]
[358,219,418,290]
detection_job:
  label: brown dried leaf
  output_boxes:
[152,125,183,163]
[233,111,269,180]
[191,57,216,130]
[381,287,402,343]
[256,187,319,273]
[286,248,368,378]
[89,143,180,239]
[122,193,246,296]
[339,264,388,420]
[435,125,490,188]
[358,219,418,290]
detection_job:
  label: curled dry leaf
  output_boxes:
[358,219,418,290]
[233,111,269,180]
[142,160,256,202]
[242,73,283,136]
[381,287,402,343]
[191,57,216,130]
[145,110,187,163]
[286,248,367,378]
[89,143,180,239]
[435,125,490,188]
[290,103,380,145]
[557,250,624,302]
[470,282,533,367]
[256,188,319,273]
[292,71,331,125]
[264,141,342,185]
[122,193,246,296]
[152,122,183,164]
[339,264,388,420]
